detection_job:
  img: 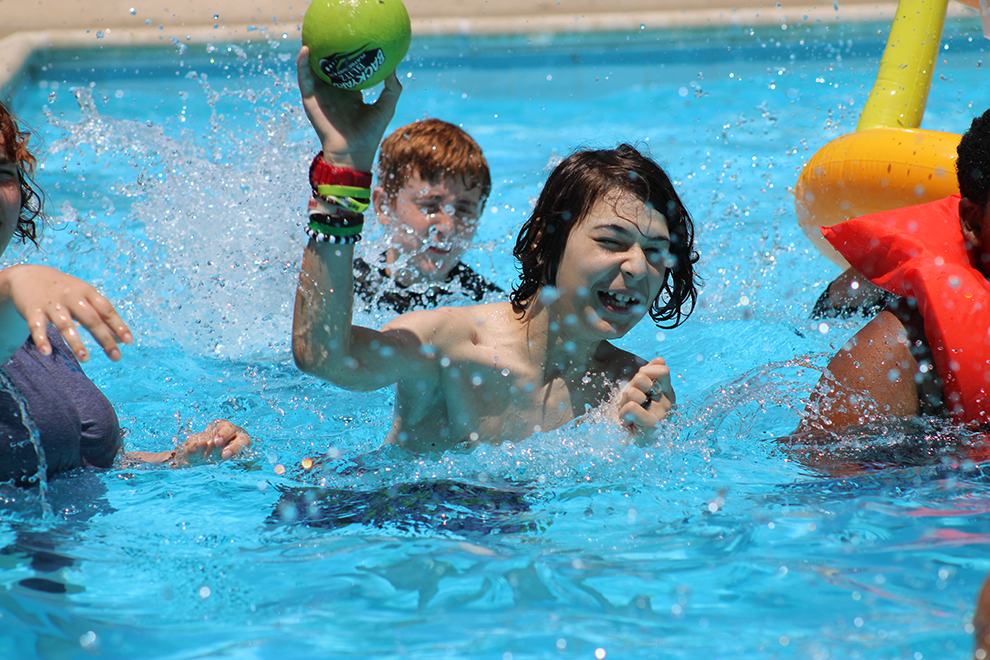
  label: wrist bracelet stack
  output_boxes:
[306,151,371,243]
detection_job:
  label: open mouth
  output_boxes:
[597,290,642,314]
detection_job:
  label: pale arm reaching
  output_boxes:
[0,264,132,364]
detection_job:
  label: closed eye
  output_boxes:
[645,246,670,261]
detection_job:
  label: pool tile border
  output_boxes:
[1,2,978,96]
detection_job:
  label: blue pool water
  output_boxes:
[2,18,990,659]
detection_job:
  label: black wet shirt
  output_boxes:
[353,257,503,314]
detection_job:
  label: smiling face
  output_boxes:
[553,190,671,341]
[374,171,485,284]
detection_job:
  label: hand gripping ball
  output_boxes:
[302,0,411,91]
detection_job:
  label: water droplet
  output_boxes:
[47,92,57,103]
[96,30,104,39]
[79,631,99,650]
[129,7,136,14]
[540,284,558,305]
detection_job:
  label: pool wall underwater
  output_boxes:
[0,16,989,660]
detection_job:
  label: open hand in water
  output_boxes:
[175,419,251,464]
[126,419,251,465]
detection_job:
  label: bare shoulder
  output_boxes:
[801,310,921,431]
[827,310,913,379]
[382,302,514,347]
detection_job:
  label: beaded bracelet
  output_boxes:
[306,212,365,244]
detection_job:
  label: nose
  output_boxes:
[621,245,649,281]
[429,211,456,237]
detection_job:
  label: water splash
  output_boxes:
[0,369,53,518]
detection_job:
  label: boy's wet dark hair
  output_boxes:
[957,108,990,208]
[0,101,43,245]
[510,143,699,329]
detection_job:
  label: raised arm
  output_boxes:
[291,47,434,391]
[0,264,132,364]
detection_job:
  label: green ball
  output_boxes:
[302,0,411,91]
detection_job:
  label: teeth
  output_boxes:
[604,291,638,307]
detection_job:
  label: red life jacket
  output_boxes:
[822,194,990,424]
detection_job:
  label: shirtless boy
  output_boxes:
[291,47,698,452]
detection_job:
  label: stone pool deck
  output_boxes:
[0,0,980,92]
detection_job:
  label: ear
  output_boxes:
[372,187,390,226]
[960,197,984,248]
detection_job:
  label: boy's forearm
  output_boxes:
[292,239,357,383]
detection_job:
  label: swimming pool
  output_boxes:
[2,17,990,658]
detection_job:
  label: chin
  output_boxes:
[410,257,444,280]
[587,317,632,340]
[424,254,459,278]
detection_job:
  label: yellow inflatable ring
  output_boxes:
[794,0,975,267]
[796,128,959,266]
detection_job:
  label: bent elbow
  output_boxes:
[291,333,330,379]
[291,335,364,389]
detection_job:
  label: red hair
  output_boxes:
[0,100,44,245]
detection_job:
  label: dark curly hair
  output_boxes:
[510,143,699,329]
[957,108,990,208]
[0,100,44,246]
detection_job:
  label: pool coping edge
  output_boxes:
[1,2,979,97]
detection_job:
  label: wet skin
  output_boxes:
[553,191,670,343]
[372,172,485,285]
[292,45,677,452]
